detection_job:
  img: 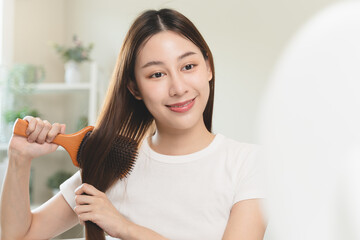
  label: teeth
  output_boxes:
[172,100,192,108]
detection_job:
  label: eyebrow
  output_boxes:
[141,51,197,69]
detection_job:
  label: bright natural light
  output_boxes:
[0,0,3,65]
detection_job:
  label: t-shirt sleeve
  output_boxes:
[59,170,82,210]
[233,144,266,204]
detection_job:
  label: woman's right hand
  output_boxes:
[8,116,66,163]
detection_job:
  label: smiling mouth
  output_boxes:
[165,98,196,113]
[166,98,196,108]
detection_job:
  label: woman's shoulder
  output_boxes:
[217,133,260,154]
[216,134,263,168]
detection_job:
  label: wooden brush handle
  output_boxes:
[14,118,68,146]
[13,118,94,167]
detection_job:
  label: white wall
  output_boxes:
[62,0,340,143]
[14,0,65,83]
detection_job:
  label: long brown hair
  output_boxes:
[79,8,215,239]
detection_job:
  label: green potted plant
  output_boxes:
[3,107,40,124]
[53,35,94,84]
[2,107,40,142]
[7,64,45,94]
[1,64,44,143]
[47,170,73,196]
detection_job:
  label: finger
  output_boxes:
[74,194,95,205]
[27,118,44,143]
[36,120,52,144]
[46,123,62,143]
[23,116,35,136]
[74,205,92,215]
[23,116,34,122]
[60,124,66,134]
[75,183,104,197]
[77,212,97,223]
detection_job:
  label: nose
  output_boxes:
[169,72,188,97]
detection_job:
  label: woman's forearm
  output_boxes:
[1,153,33,240]
[1,117,67,239]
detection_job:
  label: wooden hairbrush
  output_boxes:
[13,118,94,167]
[13,118,138,179]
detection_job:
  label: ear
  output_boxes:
[205,58,213,82]
[127,80,142,100]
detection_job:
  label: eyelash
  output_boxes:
[148,64,197,79]
[150,72,165,78]
[182,64,195,71]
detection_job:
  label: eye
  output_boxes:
[182,64,196,71]
[150,72,165,78]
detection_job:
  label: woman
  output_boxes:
[1,9,266,240]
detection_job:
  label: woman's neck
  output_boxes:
[149,122,215,156]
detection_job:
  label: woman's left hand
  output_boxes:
[74,183,130,238]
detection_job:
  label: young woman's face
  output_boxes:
[133,31,212,133]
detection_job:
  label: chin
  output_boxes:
[165,116,205,132]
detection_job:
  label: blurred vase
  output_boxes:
[64,60,81,84]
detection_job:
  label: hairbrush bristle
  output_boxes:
[106,136,138,179]
[77,132,138,179]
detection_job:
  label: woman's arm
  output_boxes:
[1,151,33,239]
[24,193,79,239]
[222,199,266,240]
[1,166,78,240]
[0,117,78,239]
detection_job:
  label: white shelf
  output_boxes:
[0,62,98,152]
[25,62,98,125]
[0,143,66,152]
[30,82,91,93]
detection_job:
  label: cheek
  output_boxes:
[201,82,211,103]
[196,73,211,105]
[138,82,166,107]
[189,71,211,95]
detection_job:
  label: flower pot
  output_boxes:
[64,61,81,84]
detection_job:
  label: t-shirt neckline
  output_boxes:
[141,133,224,164]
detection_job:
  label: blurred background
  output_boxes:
[0,0,351,239]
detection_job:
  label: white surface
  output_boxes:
[0,143,66,152]
[33,83,91,92]
[0,143,7,150]
[1,0,14,66]
[259,1,360,239]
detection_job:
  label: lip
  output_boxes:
[166,98,196,113]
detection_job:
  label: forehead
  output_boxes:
[136,31,201,63]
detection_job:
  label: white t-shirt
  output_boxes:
[60,134,265,240]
